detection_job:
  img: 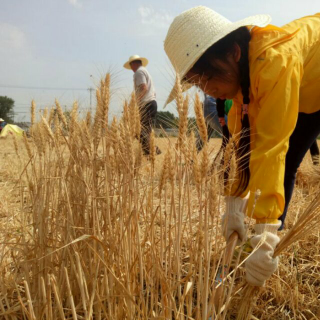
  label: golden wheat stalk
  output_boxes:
[194,93,207,145]
[23,132,32,159]
[178,95,189,156]
[149,129,156,166]
[55,99,68,128]
[129,92,137,138]
[31,100,36,128]
[41,117,55,141]
[173,73,184,116]
[69,101,79,137]
[48,107,55,126]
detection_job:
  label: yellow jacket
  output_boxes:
[228,14,320,223]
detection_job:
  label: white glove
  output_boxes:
[245,222,281,287]
[221,194,249,243]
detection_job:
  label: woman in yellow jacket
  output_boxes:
[164,6,320,286]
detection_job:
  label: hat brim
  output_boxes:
[123,57,149,70]
[164,14,271,106]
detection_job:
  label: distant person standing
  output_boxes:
[0,118,7,133]
[124,55,160,156]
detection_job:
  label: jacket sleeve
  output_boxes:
[246,53,302,223]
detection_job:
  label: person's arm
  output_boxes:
[223,53,302,286]
[246,53,302,224]
[137,83,148,102]
[134,70,148,103]
[235,53,303,287]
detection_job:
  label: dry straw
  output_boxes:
[0,71,319,320]
[23,131,32,159]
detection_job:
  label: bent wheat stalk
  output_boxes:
[213,232,238,311]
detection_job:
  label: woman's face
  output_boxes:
[185,46,241,100]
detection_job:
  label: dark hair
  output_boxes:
[190,27,251,196]
[216,98,230,148]
[216,98,231,186]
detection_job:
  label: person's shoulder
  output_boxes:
[140,66,152,75]
[134,67,145,76]
[133,67,142,77]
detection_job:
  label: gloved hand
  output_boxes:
[245,221,281,286]
[221,194,249,243]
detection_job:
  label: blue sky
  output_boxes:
[0,0,319,121]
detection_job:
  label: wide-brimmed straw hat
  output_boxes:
[164,6,271,105]
[123,55,149,70]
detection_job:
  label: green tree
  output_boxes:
[154,111,178,129]
[0,96,15,122]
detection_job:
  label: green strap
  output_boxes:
[224,99,233,115]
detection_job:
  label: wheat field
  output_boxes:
[0,74,320,319]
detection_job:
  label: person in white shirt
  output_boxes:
[124,55,160,155]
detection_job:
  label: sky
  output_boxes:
[0,0,319,122]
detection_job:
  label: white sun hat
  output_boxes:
[123,55,149,70]
[164,6,271,105]
[0,118,4,122]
